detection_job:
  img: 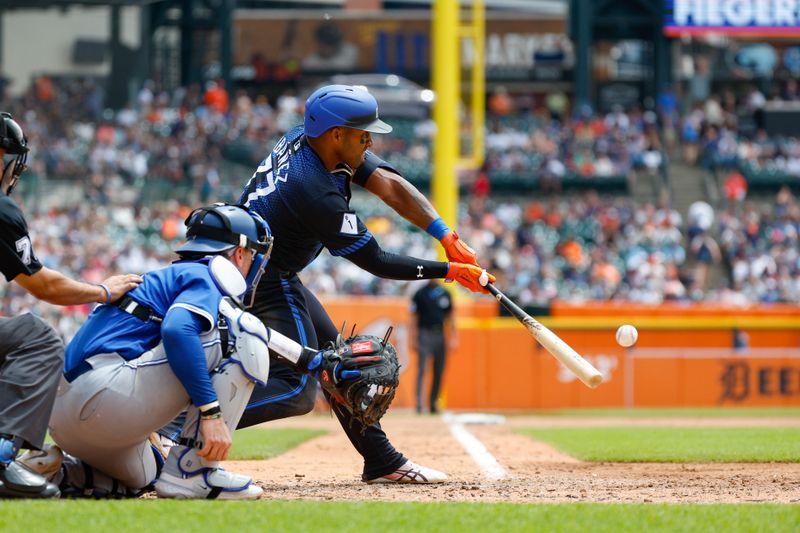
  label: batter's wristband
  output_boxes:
[98,283,112,304]
[426,218,450,241]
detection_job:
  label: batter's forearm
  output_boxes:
[365,167,439,230]
[391,178,440,230]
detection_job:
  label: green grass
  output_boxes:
[0,501,797,533]
[507,407,800,418]
[227,427,326,460]
[517,427,800,462]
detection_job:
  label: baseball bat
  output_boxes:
[486,283,603,389]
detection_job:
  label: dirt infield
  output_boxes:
[231,412,800,504]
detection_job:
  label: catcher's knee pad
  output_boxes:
[219,297,270,385]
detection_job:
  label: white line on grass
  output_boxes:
[444,413,507,480]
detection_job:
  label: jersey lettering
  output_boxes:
[244,137,294,205]
[15,236,31,265]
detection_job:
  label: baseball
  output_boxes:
[478,269,489,287]
[616,324,638,347]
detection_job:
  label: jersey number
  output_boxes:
[16,236,31,265]
[248,137,295,201]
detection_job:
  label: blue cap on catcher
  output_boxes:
[304,84,393,138]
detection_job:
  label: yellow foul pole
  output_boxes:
[459,0,485,170]
[432,0,459,253]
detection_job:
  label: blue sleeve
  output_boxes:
[162,306,217,407]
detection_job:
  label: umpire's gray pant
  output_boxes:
[0,314,64,450]
[49,330,227,490]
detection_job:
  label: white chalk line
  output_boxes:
[443,413,507,480]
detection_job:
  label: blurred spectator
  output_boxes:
[488,86,513,117]
[688,56,711,104]
[722,168,747,206]
[203,79,229,114]
[301,21,358,71]
[545,90,568,122]
[689,230,722,294]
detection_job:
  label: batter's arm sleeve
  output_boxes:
[162,306,217,407]
[344,237,449,280]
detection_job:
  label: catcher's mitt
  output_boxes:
[318,333,400,429]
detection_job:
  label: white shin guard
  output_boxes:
[180,361,256,467]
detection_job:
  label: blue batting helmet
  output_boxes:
[304,84,392,138]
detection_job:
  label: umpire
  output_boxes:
[0,112,141,498]
[411,280,456,414]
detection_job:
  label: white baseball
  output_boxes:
[478,269,489,287]
[616,324,638,347]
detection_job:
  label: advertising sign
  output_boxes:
[233,14,568,84]
[664,0,800,37]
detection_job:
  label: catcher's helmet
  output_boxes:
[0,113,28,155]
[304,84,392,138]
[177,203,271,256]
[0,112,29,196]
[176,203,273,306]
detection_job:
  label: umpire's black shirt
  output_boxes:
[0,195,42,281]
[411,283,453,330]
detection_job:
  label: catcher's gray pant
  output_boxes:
[49,329,254,491]
[0,314,64,450]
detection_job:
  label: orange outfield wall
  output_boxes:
[320,297,800,409]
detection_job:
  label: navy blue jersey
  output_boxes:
[239,127,373,273]
[0,195,43,281]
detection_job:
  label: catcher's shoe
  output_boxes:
[156,469,263,500]
[155,446,262,500]
[0,461,60,498]
[17,444,64,480]
[365,460,448,484]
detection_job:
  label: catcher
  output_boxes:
[21,203,400,499]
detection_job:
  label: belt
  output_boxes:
[64,298,163,383]
[113,296,162,323]
[64,360,92,383]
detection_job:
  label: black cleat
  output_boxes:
[0,461,60,498]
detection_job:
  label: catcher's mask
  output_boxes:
[0,112,29,196]
[176,203,273,307]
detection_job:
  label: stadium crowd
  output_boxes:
[676,80,800,180]
[1,77,798,342]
